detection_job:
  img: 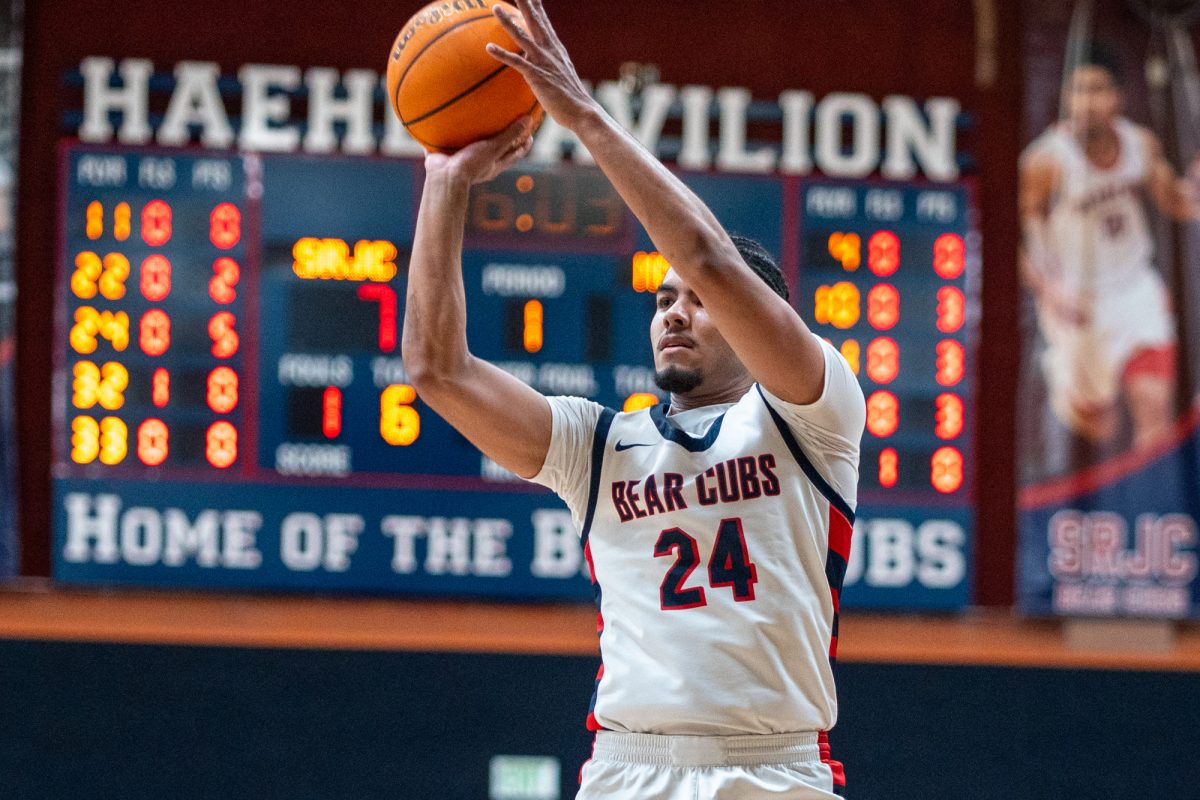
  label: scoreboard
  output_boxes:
[53,143,976,608]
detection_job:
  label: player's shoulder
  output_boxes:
[1115,115,1153,138]
[545,394,610,435]
[1117,117,1162,155]
[1021,125,1069,170]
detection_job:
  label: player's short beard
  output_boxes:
[655,366,703,394]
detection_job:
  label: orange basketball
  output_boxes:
[386,0,542,153]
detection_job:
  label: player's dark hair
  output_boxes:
[1077,41,1124,86]
[731,234,789,302]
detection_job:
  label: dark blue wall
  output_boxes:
[1,640,1197,799]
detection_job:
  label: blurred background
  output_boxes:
[2,0,1200,797]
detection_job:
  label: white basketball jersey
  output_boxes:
[1040,117,1154,296]
[573,385,856,737]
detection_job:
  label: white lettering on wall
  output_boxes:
[62,493,263,569]
[76,58,962,181]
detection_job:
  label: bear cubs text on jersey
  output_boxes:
[610,454,782,523]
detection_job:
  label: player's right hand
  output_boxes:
[1038,280,1091,327]
[486,0,600,130]
[425,116,534,186]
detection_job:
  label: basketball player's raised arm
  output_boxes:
[488,0,827,405]
[401,120,553,479]
[1017,147,1060,297]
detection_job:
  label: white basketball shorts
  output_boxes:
[1038,266,1175,416]
[576,731,842,799]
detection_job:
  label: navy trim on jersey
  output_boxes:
[755,385,856,524]
[648,403,726,452]
[579,407,617,549]
[826,551,849,593]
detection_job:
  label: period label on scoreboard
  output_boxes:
[53,143,975,609]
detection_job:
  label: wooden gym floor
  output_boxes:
[1,580,1199,671]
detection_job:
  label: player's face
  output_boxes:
[1067,65,1120,134]
[650,270,747,396]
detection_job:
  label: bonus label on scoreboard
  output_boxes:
[798,179,976,607]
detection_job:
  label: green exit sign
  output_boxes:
[488,755,561,800]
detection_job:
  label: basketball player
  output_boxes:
[401,1,864,796]
[1020,45,1198,450]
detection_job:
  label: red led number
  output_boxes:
[931,447,964,494]
[866,284,899,330]
[866,337,899,384]
[323,387,343,438]
[357,284,398,352]
[207,367,239,414]
[936,286,965,333]
[867,230,900,277]
[206,421,238,469]
[140,255,172,301]
[935,393,964,440]
[879,448,898,488]
[209,257,240,304]
[936,340,965,386]
[141,200,172,247]
[152,368,170,408]
[655,518,758,610]
[866,391,899,438]
[208,312,239,358]
[933,233,965,279]
[137,419,169,466]
[210,203,242,249]
[139,310,171,357]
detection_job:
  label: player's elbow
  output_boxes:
[400,340,468,399]
[680,236,744,287]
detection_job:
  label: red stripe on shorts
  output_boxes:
[1123,344,1177,382]
[819,730,847,788]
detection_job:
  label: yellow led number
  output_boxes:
[380,384,420,446]
[86,201,131,242]
[839,340,861,375]
[813,282,861,330]
[71,416,127,465]
[72,361,128,410]
[71,252,131,301]
[70,307,130,354]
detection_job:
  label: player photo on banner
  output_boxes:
[1017,0,1200,618]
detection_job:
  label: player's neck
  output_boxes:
[669,376,754,414]
[1078,125,1120,168]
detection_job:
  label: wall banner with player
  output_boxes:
[1017,0,1200,618]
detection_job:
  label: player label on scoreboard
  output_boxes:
[53,144,975,609]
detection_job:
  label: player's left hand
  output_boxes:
[425,116,535,186]
[487,0,599,129]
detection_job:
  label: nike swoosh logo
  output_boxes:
[615,441,654,452]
